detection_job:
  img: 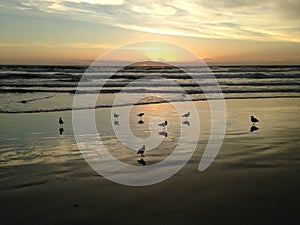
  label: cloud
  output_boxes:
[130,3,177,16]
[1,0,300,42]
[0,42,113,49]
[65,0,124,6]
[200,56,216,61]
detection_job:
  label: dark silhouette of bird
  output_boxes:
[137,113,144,119]
[182,120,190,126]
[137,145,146,157]
[138,120,144,124]
[250,125,259,132]
[137,158,146,166]
[182,112,190,118]
[158,131,168,137]
[59,127,64,135]
[250,116,259,124]
[158,121,167,128]
[59,117,64,125]
[114,120,119,126]
[113,113,119,119]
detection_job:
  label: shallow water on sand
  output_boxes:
[0,98,299,187]
[217,98,300,169]
[0,98,299,225]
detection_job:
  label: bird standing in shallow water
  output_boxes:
[158,121,167,128]
[137,145,146,157]
[137,113,145,124]
[59,117,64,125]
[137,113,144,119]
[113,113,119,119]
[182,112,190,118]
[250,116,259,124]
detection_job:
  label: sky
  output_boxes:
[0,0,300,65]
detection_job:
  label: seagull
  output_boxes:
[137,145,146,157]
[137,112,144,119]
[113,113,119,119]
[158,121,167,128]
[182,112,190,118]
[250,116,259,124]
[59,117,64,125]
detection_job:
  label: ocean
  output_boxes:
[0,64,299,113]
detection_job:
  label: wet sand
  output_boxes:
[0,98,300,225]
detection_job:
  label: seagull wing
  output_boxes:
[137,145,145,154]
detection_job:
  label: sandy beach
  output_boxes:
[0,97,300,225]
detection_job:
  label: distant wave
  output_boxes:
[0,72,81,81]
[0,65,88,73]
[0,64,299,114]
[1,71,300,80]
[1,64,299,72]
[1,95,299,114]
[0,87,299,94]
[1,80,299,88]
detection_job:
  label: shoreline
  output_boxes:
[0,96,299,114]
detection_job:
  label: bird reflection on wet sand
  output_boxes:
[182,120,190,126]
[137,158,146,166]
[250,125,259,132]
[59,127,64,135]
[158,131,168,137]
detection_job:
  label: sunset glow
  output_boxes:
[0,0,299,64]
